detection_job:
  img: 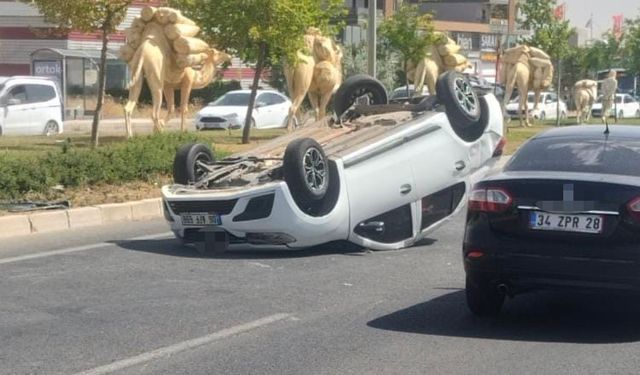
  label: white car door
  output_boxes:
[26,83,58,134]
[253,93,272,128]
[1,85,32,135]
[344,135,419,246]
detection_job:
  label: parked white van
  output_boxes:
[0,76,63,136]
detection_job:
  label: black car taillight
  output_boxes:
[492,137,507,157]
[468,187,513,213]
[627,196,640,222]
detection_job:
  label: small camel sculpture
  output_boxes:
[500,45,553,127]
[574,79,597,123]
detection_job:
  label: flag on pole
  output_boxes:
[585,16,592,28]
[613,14,623,39]
[554,3,566,20]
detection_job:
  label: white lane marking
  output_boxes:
[0,232,173,265]
[72,313,292,375]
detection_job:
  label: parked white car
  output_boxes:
[0,76,63,136]
[505,91,567,120]
[389,84,429,103]
[162,72,505,253]
[195,89,292,130]
[591,93,640,119]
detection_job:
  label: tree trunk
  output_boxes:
[91,24,110,148]
[242,42,267,144]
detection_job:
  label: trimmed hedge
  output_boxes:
[0,133,225,199]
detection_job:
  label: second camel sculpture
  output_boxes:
[500,45,554,127]
[283,28,343,132]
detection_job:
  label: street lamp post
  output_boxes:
[368,0,377,77]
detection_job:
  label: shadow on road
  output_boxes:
[112,238,369,260]
[368,290,640,344]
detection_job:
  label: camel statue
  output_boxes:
[283,28,319,132]
[500,45,553,127]
[600,70,618,125]
[283,27,343,132]
[574,79,597,123]
[308,35,343,123]
[405,32,469,96]
[119,6,229,137]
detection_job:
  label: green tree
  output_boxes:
[25,0,142,147]
[623,17,640,77]
[171,0,345,144]
[518,0,574,124]
[379,4,435,89]
[342,42,402,93]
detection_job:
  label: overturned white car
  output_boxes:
[162,72,505,252]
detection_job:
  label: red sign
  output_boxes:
[554,3,566,20]
[613,14,623,39]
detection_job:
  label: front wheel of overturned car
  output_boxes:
[465,276,505,317]
[283,138,330,209]
[173,143,215,185]
[333,74,388,118]
[436,71,488,142]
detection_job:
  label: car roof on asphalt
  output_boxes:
[534,125,640,140]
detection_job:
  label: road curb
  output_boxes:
[0,198,163,238]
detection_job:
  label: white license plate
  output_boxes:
[529,212,603,234]
[180,213,221,226]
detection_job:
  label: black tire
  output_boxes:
[436,71,487,142]
[173,143,214,185]
[334,74,388,117]
[465,276,505,317]
[43,121,59,136]
[283,138,330,208]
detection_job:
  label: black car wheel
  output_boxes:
[436,71,487,142]
[465,276,504,317]
[283,138,330,208]
[173,143,214,185]
[334,74,388,118]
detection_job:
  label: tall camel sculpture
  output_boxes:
[574,79,597,123]
[500,45,553,127]
[120,7,229,137]
[283,27,343,132]
[405,32,470,96]
[600,70,618,125]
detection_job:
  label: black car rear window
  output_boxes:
[506,136,640,177]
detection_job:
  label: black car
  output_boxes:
[463,125,640,316]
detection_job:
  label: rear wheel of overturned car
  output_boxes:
[43,121,59,136]
[436,71,486,142]
[465,276,505,317]
[283,138,330,209]
[333,74,388,118]
[173,143,214,185]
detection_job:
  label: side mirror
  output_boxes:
[7,98,21,105]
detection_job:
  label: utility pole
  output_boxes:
[368,0,377,77]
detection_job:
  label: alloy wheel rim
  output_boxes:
[453,77,478,116]
[303,147,326,192]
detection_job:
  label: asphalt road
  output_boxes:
[2,214,640,375]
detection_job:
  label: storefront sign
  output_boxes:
[480,34,499,50]
[451,32,474,51]
[481,52,498,62]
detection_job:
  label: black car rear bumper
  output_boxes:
[464,218,640,294]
